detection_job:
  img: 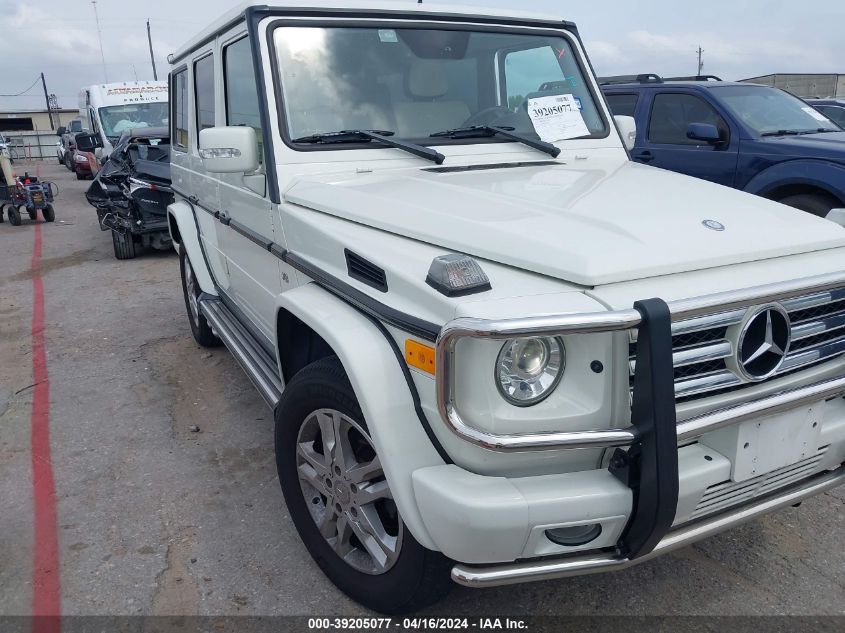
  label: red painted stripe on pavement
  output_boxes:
[30,219,61,632]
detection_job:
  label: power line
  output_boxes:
[0,75,42,97]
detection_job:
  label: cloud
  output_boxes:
[586,40,625,66]
[10,5,101,60]
[596,29,841,79]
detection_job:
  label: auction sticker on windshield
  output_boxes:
[527,94,590,142]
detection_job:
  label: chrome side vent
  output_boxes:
[345,249,388,293]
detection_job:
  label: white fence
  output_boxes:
[1,131,60,163]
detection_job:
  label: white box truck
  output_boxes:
[78,81,169,170]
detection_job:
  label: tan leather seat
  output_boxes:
[394,61,470,138]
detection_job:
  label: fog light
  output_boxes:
[545,524,602,547]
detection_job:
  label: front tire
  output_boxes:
[7,206,21,226]
[275,357,452,614]
[778,192,840,218]
[111,229,137,260]
[43,205,55,223]
[179,249,220,347]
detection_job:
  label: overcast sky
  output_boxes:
[1,0,842,112]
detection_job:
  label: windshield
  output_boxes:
[273,25,607,145]
[711,85,839,135]
[98,103,169,140]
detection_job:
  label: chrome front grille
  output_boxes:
[630,287,845,403]
[688,446,829,521]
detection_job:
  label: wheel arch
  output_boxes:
[744,160,845,206]
[275,283,445,551]
[167,200,216,295]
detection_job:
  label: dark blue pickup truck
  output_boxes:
[602,75,845,217]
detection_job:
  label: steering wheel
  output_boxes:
[460,106,517,128]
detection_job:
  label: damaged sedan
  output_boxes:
[81,128,174,260]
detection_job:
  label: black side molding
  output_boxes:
[283,251,440,343]
[230,219,274,250]
[612,298,679,559]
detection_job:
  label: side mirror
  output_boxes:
[56,127,67,137]
[614,115,637,151]
[199,127,259,174]
[75,132,103,153]
[687,122,723,145]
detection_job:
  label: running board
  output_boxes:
[199,296,283,408]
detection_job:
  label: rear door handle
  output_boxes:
[633,151,655,163]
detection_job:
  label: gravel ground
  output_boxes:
[0,163,843,619]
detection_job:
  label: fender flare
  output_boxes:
[276,283,445,551]
[744,159,845,203]
[167,200,217,295]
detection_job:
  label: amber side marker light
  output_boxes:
[406,340,436,375]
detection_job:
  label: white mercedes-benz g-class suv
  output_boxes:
[167,0,845,613]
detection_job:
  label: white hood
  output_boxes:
[284,159,845,287]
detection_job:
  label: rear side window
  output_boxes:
[818,105,845,127]
[172,69,189,149]
[224,37,264,164]
[194,55,216,133]
[648,93,728,145]
[605,93,639,117]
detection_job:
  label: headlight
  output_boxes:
[496,337,565,406]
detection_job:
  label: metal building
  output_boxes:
[740,74,845,98]
[0,108,79,133]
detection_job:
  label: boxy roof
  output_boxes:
[169,0,573,64]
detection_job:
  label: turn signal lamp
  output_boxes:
[406,340,436,375]
[426,254,491,297]
[198,147,242,160]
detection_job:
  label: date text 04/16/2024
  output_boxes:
[307,618,529,630]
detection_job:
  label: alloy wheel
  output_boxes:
[183,255,200,324]
[296,409,402,575]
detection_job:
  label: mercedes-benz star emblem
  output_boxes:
[737,305,791,381]
[702,219,726,231]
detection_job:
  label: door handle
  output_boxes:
[633,151,655,163]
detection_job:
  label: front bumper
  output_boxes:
[450,464,845,587]
[430,271,845,572]
[413,397,845,567]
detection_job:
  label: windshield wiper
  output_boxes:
[760,129,833,137]
[429,125,561,159]
[797,128,836,135]
[760,130,802,137]
[292,129,444,164]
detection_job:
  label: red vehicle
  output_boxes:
[71,150,94,180]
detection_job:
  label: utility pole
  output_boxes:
[697,46,704,76]
[40,73,55,130]
[147,19,159,80]
[92,0,109,82]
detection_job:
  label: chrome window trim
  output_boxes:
[435,271,845,451]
